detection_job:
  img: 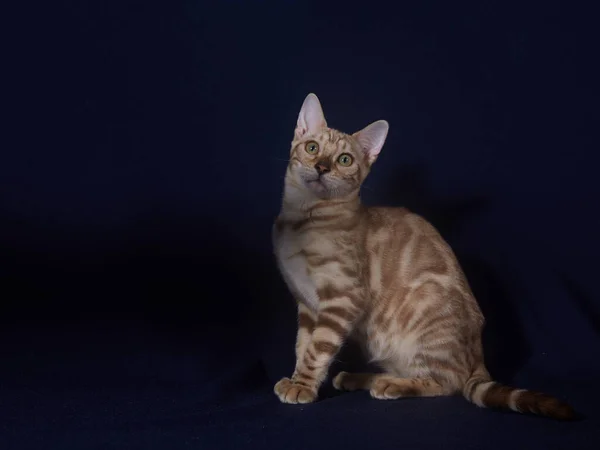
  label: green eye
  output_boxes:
[337,153,353,166]
[305,141,319,155]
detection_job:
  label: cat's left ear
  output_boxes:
[295,93,327,139]
[352,120,389,165]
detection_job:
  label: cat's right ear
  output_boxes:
[295,93,327,139]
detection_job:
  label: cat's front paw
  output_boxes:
[274,377,317,404]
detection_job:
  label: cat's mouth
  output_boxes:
[304,176,328,193]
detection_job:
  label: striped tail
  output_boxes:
[463,374,577,420]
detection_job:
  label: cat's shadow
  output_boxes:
[324,163,530,397]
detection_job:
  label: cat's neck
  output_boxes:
[280,179,362,219]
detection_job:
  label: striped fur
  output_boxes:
[272,93,576,420]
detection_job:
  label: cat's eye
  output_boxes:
[337,153,353,166]
[305,141,319,155]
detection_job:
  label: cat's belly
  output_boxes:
[358,321,427,378]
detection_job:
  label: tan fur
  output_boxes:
[273,93,576,420]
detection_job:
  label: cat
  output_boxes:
[271,93,576,420]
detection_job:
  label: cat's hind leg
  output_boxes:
[334,372,450,399]
[370,375,450,400]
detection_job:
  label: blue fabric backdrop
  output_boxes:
[2,1,599,449]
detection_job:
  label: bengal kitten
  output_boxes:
[272,93,576,420]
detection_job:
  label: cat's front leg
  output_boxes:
[273,302,316,404]
[292,302,316,371]
[274,285,361,404]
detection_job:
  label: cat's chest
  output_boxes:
[273,224,319,312]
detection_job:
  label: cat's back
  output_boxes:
[363,206,449,249]
[362,205,461,290]
[363,206,422,247]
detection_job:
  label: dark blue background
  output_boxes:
[2,1,599,449]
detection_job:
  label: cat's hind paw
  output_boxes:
[333,371,377,391]
[332,371,350,390]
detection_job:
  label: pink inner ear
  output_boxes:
[295,94,327,138]
[354,120,389,163]
[355,134,376,158]
[295,124,307,138]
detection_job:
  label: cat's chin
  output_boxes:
[304,179,329,196]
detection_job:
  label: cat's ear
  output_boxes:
[295,93,327,139]
[352,120,389,165]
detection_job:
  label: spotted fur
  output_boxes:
[272,93,576,420]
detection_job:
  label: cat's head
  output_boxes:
[286,93,388,200]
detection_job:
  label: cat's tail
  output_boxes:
[462,370,577,420]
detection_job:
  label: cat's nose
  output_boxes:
[315,162,330,175]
